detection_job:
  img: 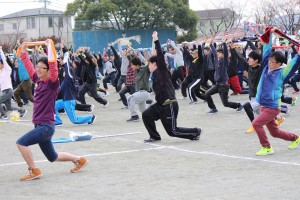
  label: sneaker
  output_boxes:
[288,137,300,149]
[179,96,187,100]
[55,123,63,127]
[18,102,24,107]
[144,138,161,143]
[207,109,218,114]
[126,115,139,122]
[121,106,128,109]
[105,91,110,96]
[190,128,202,140]
[88,104,94,113]
[236,104,244,112]
[88,115,96,125]
[275,116,285,127]
[256,146,274,156]
[0,114,8,120]
[70,157,89,173]
[103,102,109,108]
[291,97,298,106]
[19,109,27,118]
[245,125,255,134]
[292,90,300,94]
[20,167,42,181]
[231,92,238,95]
[146,99,153,104]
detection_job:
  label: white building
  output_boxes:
[0,8,73,49]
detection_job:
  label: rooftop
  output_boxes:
[0,8,64,19]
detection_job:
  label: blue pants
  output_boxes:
[16,124,58,162]
[55,99,93,125]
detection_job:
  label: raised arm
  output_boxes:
[110,45,120,60]
[46,39,58,83]
[20,44,36,80]
[153,31,167,71]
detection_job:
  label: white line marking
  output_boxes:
[0,146,164,168]
[92,132,142,139]
[114,137,300,166]
[168,146,300,166]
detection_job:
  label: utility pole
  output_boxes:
[38,0,51,8]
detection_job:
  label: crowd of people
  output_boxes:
[0,26,300,181]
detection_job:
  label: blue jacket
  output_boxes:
[256,34,300,109]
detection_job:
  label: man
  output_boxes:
[16,40,88,181]
[204,39,243,114]
[78,47,109,108]
[252,27,300,156]
[126,57,150,122]
[142,31,201,142]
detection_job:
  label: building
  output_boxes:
[0,8,72,49]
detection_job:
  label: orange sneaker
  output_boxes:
[275,116,285,127]
[20,167,42,181]
[71,157,89,173]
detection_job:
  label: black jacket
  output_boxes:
[153,39,176,104]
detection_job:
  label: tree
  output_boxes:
[65,0,198,41]
[254,0,300,34]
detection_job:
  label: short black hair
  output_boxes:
[131,57,142,66]
[38,56,49,70]
[217,48,224,53]
[204,47,210,51]
[149,56,157,64]
[270,51,285,64]
[248,50,261,63]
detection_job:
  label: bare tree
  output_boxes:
[255,0,300,34]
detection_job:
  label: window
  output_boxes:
[0,24,3,31]
[31,17,35,29]
[58,17,63,28]
[13,23,17,30]
[48,16,53,28]
[26,17,35,29]
[26,18,31,29]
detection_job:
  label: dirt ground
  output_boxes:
[0,88,299,200]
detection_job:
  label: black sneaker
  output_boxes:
[146,99,153,104]
[190,128,202,141]
[236,104,244,112]
[88,115,96,125]
[126,115,139,122]
[144,138,161,143]
[19,109,27,118]
[207,109,218,114]
[0,114,8,120]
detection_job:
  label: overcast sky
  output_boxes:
[0,0,255,18]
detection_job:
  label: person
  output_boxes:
[0,47,27,119]
[55,54,96,126]
[126,57,150,122]
[165,41,185,90]
[16,40,88,181]
[77,47,109,108]
[204,39,243,114]
[234,48,263,133]
[142,31,201,142]
[252,27,300,156]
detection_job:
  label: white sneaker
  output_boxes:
[179,96,187,100]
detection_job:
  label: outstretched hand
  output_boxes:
[152,31,158,41]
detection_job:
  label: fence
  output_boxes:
[72,29,176,53]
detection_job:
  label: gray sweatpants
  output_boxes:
[0,88,23,115]
[127,90,150,117]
